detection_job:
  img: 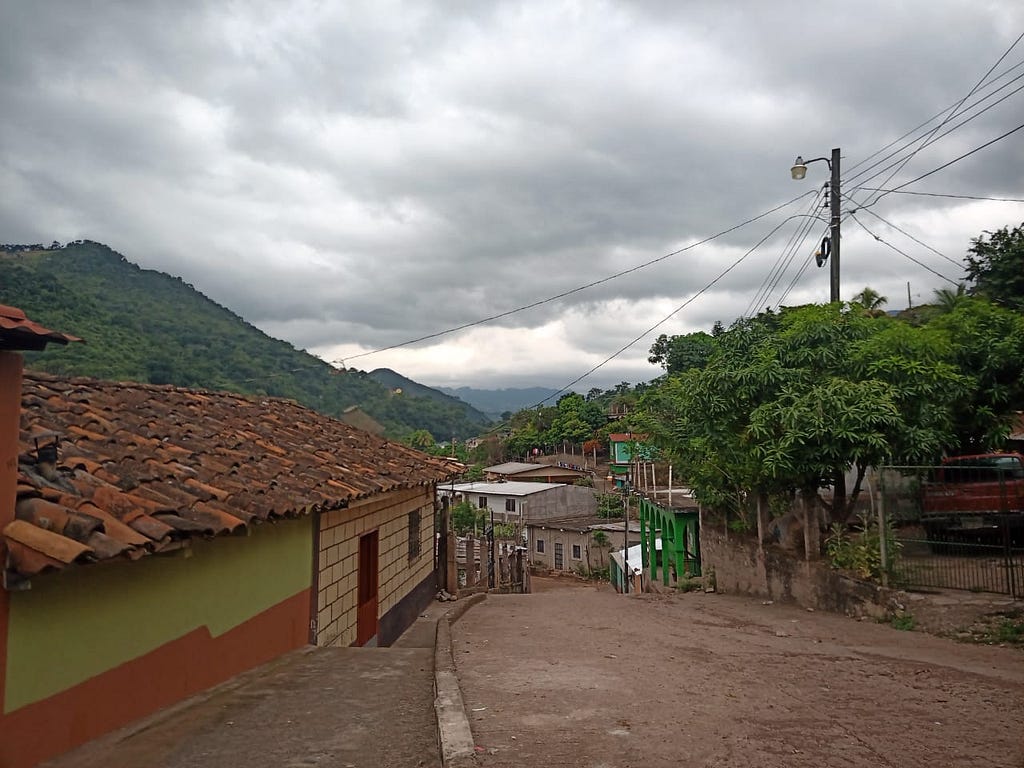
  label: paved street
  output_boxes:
[453,579,1024,768]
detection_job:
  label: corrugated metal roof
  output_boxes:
[444,481,565,496]
[3,372,460,581]
[0,304,82,350]
[483,462,548,474]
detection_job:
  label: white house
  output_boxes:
[437,481,597,525]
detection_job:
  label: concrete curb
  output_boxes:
[434,592,486,767]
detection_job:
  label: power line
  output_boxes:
[849,212,960,286]
[840,192,962,270]
[844,58,1024,177]
[877,120,1024,199]
[774,233,826,310]
[535,214,807,406]
[851,35,1024,211]
[846,77,1024,201]
[744,191,826,317]
[850,188,1024,203]
[339,191,817,362]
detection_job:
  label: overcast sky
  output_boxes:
[2,1,1023,390]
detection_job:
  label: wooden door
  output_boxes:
[356,531,379,646]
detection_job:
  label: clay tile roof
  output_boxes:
[3,372,461,581]
[608,433,650,442]
[0,304,82,351]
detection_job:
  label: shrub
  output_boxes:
[825,513,901,581]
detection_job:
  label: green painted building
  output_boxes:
[638,497,701,585]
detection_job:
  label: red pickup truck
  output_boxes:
[920,453,1024,540]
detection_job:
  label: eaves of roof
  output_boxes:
[0,304,82,351]
[3,373,461,584]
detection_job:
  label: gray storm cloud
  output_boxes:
[1,0,1022,387]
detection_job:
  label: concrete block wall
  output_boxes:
[700,526,898,619]
[315,486,435,647]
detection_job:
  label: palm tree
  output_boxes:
[933,284,968,313]
[851,287,888,316]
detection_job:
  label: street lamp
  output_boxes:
[790,147,841,303]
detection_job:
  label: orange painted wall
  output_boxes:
[0,588,310,768]
[0,351,25,717]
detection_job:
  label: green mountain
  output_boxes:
[438,385,561,418]
[1,240,491,439]
[368,368,491,432]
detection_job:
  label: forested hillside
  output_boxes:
[1,241,491,439]
[368,368,491,428]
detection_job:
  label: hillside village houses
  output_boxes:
[0,304,460,768]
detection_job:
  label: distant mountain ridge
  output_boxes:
[438,385,561,417]
[2,240,490,439]
[368,368,492,428]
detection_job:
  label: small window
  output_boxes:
[572,543,582,560]
[408,509,422,560]
[478,496,488,508]
[505,498,516,512]
[536,538,545,553]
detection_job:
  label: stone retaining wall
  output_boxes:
[700,526,900,620]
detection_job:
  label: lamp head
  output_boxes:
[790,156,808,180]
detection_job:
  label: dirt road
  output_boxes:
[453,579,1024,767]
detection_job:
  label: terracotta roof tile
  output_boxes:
[4,372,460,581]
[5,519,93,571]
[0,304,82,350]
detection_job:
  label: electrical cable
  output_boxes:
[337,190,817,363]
[533,214,808,406]
[840,191,962,269]
[774,231,827,309]
[743,190,825,317]
[846,77,1024,202]
[843,58,1024,177]
[757,208,827,314]
[850,188,1024,203]
[872,121,1024,197]
[844,64,1024,189]
[848,213,960,286]
[851,34,1023,211]
[526,113,1023,403]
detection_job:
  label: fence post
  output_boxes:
[875,474,889,587]
[1002,516,1019,599]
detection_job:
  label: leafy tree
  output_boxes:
[451,501,487,536]
[408,429,436,448]
[648,331,716,374]
[965,222,1024,310]
[640,304,972,525]
[927,297,1024,450]
[591,530,610,569]
[595,492,627,519]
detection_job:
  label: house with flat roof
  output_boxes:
[438,481,597,525]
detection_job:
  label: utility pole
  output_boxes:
[829,147,841,303]
[791,147,842,303]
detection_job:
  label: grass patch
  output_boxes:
[954,609,1024,647]
[890,614,916,631]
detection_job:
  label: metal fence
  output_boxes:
[878,465,1023,598]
